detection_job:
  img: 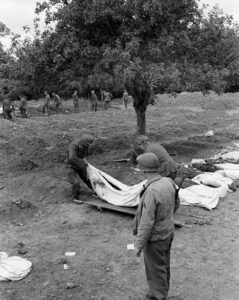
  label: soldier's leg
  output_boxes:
[76,101,79,112]
[5,110,12,120]
[67,167,82,199]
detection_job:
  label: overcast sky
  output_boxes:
[0,0,238,35]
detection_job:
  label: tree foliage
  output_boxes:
[1,1,239,133]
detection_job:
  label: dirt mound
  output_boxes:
[9,173,71,204]
[163,135,231,159]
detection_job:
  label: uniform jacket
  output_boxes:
[135,176,179,251]
[133,142,177,176]
[3,98,13,111]
[67,139,89,169]
[19,97,27,109]
[72,92,79,103]
[91,92,98,103]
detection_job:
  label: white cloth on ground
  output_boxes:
[179,184,228,210]
[0,252,32,281]
[214,163,239,170]
[213,151,239,163]
[192,172,233,191]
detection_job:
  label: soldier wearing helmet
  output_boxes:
[132,135,177,180]
[66,134,95,199]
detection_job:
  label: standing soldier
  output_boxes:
[90,90,98,112]
[149,86,155,105]
[133,152,179,300]
[19,95,27,118]
[72,90,79,112]
[122,89,129,108]
[2,89,14,120]
[103,91,112,110]
[42,91,50,116]
[52,92,62,114]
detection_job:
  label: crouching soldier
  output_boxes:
[132,135,177,180]
[66,134,95,199]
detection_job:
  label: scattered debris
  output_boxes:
[205,130,214,137]
[17,243,28,255]
[127,244,135,250]
[73,199,83,205]
[66,282,77,289]
[0,252,32,281]
[65,252,76,257]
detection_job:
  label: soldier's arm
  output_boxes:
[136,189,156,251]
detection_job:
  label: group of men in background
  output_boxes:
[1,87,131,119]
[1,88,27,120]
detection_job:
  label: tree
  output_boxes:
[17,1,239,133]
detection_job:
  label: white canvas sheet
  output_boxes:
[87,164,147,207]
[213,151,239,163]
[87,165,229,210]
[179,184,228,210]
[192,172,233,191]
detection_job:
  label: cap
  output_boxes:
[137,152,160,172]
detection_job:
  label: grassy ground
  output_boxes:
[0,92,239,299]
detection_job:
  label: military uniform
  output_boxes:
[2,97,13,120]
[90,91,98,112]
[134,153,179,300]
[133,136,177,179]
[19,97,27,118]
[72,91,79,112]
[122,90,129,108]
[66,135,94,199]
[102,91,111,110]
[53,93,62,113]
[43,93,50,115]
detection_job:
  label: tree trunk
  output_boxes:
[135,106,146,135]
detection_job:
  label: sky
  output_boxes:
[0,0,238,37]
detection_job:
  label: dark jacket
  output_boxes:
[67,139,89,169]
[133,142,177,176]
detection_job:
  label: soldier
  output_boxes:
[2,90,14,120]
[102,90,112,110]
[90,90,98,112]
[72,90,79,112]
[133,152,179,300]
[66,134,95,199]
[132,135,177,180]
[52,92,62,114]
[42,91,50,116]
[19,95,27,118]
[122,89,129,108]
[149,86,155,105]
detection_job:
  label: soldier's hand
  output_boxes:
[135,247,141,257]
